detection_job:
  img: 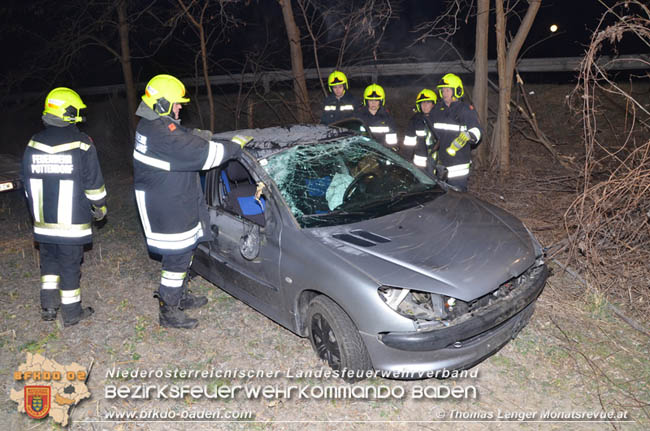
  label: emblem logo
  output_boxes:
[24,386,51,420]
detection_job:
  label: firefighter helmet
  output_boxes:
[415,88,437,112]
[363,84,385,106]
[142,74,190,116]
[327,71,348,91]
[437,73,464,98]
[43,87,87,123]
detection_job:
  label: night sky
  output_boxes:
[0,0,640,94]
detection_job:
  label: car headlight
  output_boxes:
[378,286,462,325]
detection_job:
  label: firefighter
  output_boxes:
[405,88,437,168]
[133,74,249,329]
[21,87,107,327]
[357,84,398,151]
[427,73,483,191]
[320,70,359,125]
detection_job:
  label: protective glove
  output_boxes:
[446,131,471,156]
[231,135,254,148]
[91,204,107,221]
[192,128,213,140]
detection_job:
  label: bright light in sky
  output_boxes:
[550,24,558,33]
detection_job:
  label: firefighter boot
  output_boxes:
[62,306,95,327]
[41,308,58,321]
[179,287,208,310]
[158,299,198,329]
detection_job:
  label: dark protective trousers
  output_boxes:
[159,250,194,306]
[39,243,84,316]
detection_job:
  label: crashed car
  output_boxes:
[0,153,23,193]
[192,124,548,379]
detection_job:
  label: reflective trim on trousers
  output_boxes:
[446,163,471,178]
[161,270,186,288]
[85,185,107,201]
[413,154,428,167]
[133,150,171,171]
[60,288,81,305]
[41,274,60,290]
[416,130,427,137]
[403,135,417,147]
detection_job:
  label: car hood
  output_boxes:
[304,192,539,301]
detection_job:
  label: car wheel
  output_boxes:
[307,295,372,381]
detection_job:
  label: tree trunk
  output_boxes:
[473,0,490,168]
[278,0,311,123]
[494,0,541,177]
[116,0,137,136]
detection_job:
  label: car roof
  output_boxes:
[212,124,357,160]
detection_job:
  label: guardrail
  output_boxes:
[8,55,649,102]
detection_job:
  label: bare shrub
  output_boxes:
[566,0,650,315]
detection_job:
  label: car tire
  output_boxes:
[307,295,372,382]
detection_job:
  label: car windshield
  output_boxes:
[260,136,443,228]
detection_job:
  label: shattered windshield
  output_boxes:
[261,136,443,228]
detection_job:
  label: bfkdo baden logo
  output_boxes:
[24,386,51,419]
[11,353,90,426]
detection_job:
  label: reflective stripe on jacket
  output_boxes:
[133,113,241,255]
[21,125,106,245]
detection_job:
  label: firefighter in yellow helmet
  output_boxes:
[134,74,251,329]
[404,88,437,166]
[21,87,107,326]
[357,84,398,151]
[415,73,483,191]
[320,70,360,125]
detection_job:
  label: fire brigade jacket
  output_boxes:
[405,112,436,167]
[320,92,359,125]
[416,100,483,171]
[357,106,399,151]
[21,124,106,245]
[133,105,241,255]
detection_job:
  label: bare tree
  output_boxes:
[473,0,490,167]
[278,0,311,122]
[174,0,242,130]
[415,0,542,177]
[493,0,541,176]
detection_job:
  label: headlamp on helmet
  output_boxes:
[43,87,87,123]
[363,84,386,106]
[142,74,190,116]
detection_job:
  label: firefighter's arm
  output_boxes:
[464,104,483,149]
[81,138,107,218]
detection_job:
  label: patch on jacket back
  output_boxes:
[168,123,177,132]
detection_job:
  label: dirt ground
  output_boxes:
[1,83,648,430]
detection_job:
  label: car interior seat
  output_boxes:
[220,161,266,226]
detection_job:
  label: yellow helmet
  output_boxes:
[43,87,87,123]
[327,70,348,91]
[437,73,464,98]
[415,88,437,112]
[142,74,190,116]
[363,84,385,106]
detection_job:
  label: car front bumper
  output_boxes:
[360,264,548,375]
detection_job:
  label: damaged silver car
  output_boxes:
[192,124,548,380]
